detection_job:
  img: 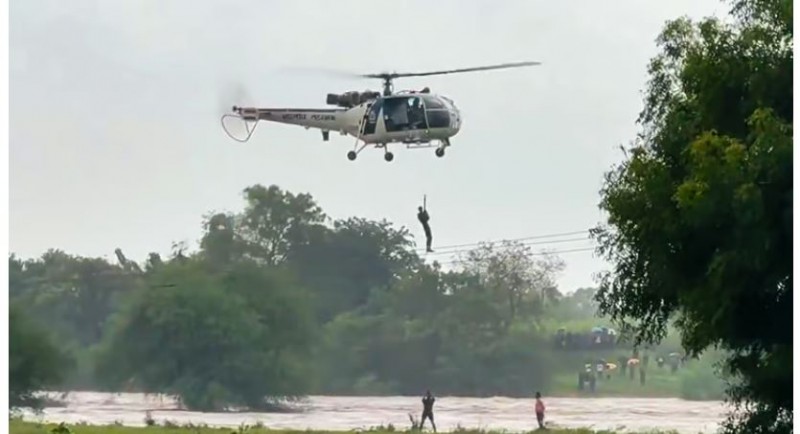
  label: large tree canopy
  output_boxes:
[9,304,71,409]
[10,181,730,410]
[592,0,791,432]
[95,258,315,411]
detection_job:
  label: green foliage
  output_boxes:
[95,258,314,410]
[9,179,731,410]
[237,184,327,266]
[49,423,72,434]
[9,304,71,409]
[679,356,726,401]
[286,217,418,322]
[318,242,560,397]
[547,287,600,323]
[592,0,791,431]
[9,250,142,348]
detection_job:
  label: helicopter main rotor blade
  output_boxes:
[362,61,542,79]
[279,66,364,80]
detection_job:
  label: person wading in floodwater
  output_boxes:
[420,390,436,432]
[535,391,546,430]
[417,204,433,253]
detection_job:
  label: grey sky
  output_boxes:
[10,0,725,291]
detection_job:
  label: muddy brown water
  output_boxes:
[20,392,727,433]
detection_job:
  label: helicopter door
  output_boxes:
[362,100,383,136]
[382,96,427,132]
[407,96,428,131]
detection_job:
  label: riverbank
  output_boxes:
[10,420,678,434]
[546,355,725,401]
[548,371,684,399]
[13,393,724,434]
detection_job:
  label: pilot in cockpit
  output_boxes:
[408,98,425,130]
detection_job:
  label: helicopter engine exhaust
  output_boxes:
[326,91,380,108]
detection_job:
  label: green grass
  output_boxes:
[549,369,683,398]
[545,349,726,400]
[9,420,678,434]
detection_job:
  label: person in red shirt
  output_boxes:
[535,391,546,429]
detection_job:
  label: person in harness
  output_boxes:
[417,203,433,253]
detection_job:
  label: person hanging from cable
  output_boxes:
[417,196,433,253]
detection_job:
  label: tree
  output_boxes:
[549,287,600,322]
[200,212,240,269]
[95,258,316,410]
[9,255,27,299]
[429,268,555,397]
[287,217,419,321]
[10,250,141,348]
[458,241,565,322]
[9,304,71,409]
[591,0,791,431]
[144,252,164,273]
[316,241,564,397]
[237,185,326,266]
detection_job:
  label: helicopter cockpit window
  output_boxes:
[419,95,450,128]
[421,95,446,109]
[426,110,451,129]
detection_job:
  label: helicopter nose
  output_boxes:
[451,108,462,131]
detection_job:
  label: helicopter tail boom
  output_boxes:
[232,106,345,130]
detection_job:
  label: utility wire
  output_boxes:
[413,229,590,253]
[433,246,598,267]
[424,236,591,257]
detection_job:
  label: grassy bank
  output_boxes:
[545,350,725,400]
[549,372,680,398]
[549,366,688,399]
[9,420,677,434]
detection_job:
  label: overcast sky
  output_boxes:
[10,0,726,291]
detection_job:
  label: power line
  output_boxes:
[413,229,591,253]
[425,236,591,257]
[433,246,598,267]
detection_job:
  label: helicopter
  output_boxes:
[221,61,540,162]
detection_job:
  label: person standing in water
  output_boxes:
[417,205,433,253]
[535,392,546,430]
[420,390,436,432]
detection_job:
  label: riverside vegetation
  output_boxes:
[9,0,791,433]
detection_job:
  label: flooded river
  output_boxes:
[22,392,727,433]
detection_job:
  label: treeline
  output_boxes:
[590,0,792,431]
[10,184,588,410]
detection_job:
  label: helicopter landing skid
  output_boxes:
[220,114,260,143]
[346,138,450,161]
[347,142,369,161]
[347,140,396,162]
[403,142,436,149]
[405,139,449,158]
